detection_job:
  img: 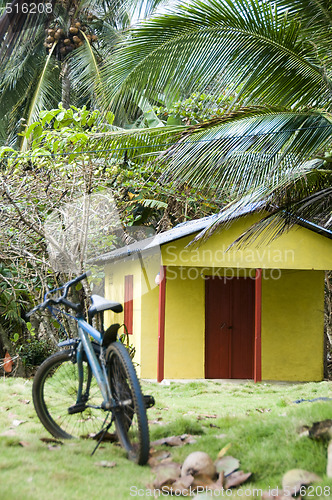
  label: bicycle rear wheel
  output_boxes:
[107,342,149,465]
[32,350,104,439]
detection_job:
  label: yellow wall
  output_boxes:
[164,267,205,378]
[104,251,160,378]
[161,215,332,270]
[104,257,142,376]
[139,252,160,378]
[162,268,325,381]
[261,270,324,381]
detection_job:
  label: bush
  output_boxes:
[18,338,54,369]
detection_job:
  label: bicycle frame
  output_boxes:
[75,318,113,409]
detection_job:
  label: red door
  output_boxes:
[205,276,255,379]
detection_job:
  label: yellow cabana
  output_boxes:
[94,208,332,383]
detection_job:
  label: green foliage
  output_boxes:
[0,264,31,354]
[154,91,235,125]
[103,0,332,238]
[17,337,54,369]
[119,330,137,362]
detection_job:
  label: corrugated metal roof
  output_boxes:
[91,203,262,265]
[91,203,332,265]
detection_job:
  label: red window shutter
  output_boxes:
[124,275,133,334]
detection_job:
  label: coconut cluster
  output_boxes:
[44,21,98,59]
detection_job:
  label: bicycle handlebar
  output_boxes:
[26,271,91,318]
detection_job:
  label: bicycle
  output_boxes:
[26,271,154,465]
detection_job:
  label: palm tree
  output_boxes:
[99,0,332,239]
[0,0,168,149]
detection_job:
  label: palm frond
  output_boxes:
[81,122,185,161]
[68,33,106,108]
[274,0,332,69]
[138,198,168,209]
[103,0,331,114]
[0,0,50,63]
[191,157,332,246]
[275,0,332,28]
[222,186,332,249]
[160,108,332,197]
[20,43,61,151]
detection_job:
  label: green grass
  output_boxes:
[0,377,331,499]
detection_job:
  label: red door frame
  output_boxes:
[124,275,134,334]
[156,266,262,382]
[157,266,167,382]
[205,275,255,379]
[254,268,262,382]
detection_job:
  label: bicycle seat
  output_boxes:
[88,295,123,319]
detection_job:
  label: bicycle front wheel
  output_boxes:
[107,342,149,465]
[32,350,104,439]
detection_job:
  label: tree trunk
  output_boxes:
[61,62,71,109]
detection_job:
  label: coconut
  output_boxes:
[69,26,78,35]
[60,47,67,55]
[75,22,81,28]
[46,36,54,43]
[72,35,80,44]
[48,29,55,36]
[181,452,216,479]
[64,38,71,46]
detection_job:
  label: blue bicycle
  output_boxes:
[27,272,153,465]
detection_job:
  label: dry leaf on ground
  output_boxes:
[224,470,252,489]
[308,420,332,441]
[88,431,118,442]
[152,461,182,489]
[163,474,194,495]
[150,434,197,447]
[214,456,240,476]
[191,472,224,492]
[148,449,171,466]
[12,419,26,427]
[217,443,232,458]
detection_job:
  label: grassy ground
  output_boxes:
[0,377,331,499]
